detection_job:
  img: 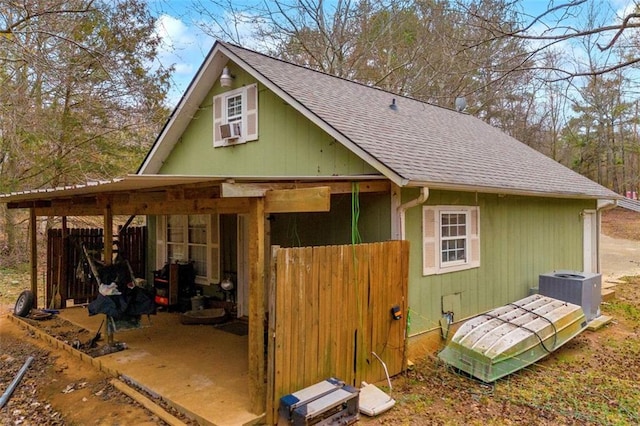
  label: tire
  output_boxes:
[14,290,34,317]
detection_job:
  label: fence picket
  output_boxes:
[270,241,408,417]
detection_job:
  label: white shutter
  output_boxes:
[423,207,437,275]
[213,94,224,147]
[156,215,167,269]
[208,213,220,283]
[244,83,258,141]
[469,207,480,268]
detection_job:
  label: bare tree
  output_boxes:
[463,0,640,80]
[0,0,171,264]
[185,0,639,195]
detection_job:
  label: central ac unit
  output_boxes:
[220,121,242,139]
[538,271,601,322]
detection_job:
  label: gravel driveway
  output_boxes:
[600,234,640,281]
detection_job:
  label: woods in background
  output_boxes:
[0,0,171,262]
[1,0,639,265]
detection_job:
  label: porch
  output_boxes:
[3,175,404,424]
[57,306,260,426]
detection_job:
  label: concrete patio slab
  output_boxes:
[58,307,263,426]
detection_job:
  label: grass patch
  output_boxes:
[0,268,45,311]
[604,300,640,322]
[498,369,640,425]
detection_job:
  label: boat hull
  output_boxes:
[438,294,588,382]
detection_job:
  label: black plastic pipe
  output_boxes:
[0,356,34,409]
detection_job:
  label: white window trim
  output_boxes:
[156,214,220,285]
[213,83,258,148]
[440,209,469,268]
[423,205,480,276]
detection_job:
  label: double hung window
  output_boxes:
[157,214,220,285]
[213,83,258,147]
[423,206,480,275]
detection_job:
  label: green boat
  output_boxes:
[438,294,588,382]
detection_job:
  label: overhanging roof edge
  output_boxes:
[0,174,389,204]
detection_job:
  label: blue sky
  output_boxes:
[148,0,638,106]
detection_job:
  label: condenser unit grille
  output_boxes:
[539,271,601,322]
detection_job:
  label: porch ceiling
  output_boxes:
[1,174,389,217]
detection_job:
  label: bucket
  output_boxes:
[191,295,204,311]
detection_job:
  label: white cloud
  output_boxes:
[152,13,216,106]
[611,0,638,19]
[154,14,205,74]
[155,14,191,42]
[174,62,196,75]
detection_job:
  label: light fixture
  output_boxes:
[455,96,467,112]
[220,66,234,87]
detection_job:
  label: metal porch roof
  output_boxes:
[0,174,386,205]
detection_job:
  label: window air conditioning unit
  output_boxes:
[220,122,242,139]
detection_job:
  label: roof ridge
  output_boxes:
[218,39,461,115]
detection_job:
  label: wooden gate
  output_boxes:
[46,227,147,307]
[266,240,409,423]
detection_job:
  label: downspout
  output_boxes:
[595,199,618,274]
[398,187,429,240]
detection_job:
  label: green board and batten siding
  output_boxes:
[402,189,595,336]
[159,64,377,177]
[153,62,597,339]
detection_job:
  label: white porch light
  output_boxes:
[220,66,234,87]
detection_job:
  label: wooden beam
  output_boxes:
[221,182,267,197]
[325,180,390,194]
[8,200,51,209]
[248,198,266,414]
[33,197,251,217]
[29,209,38,309]
[265,187,330,213]
[221,180,390,197]
[61,217,68,309]
[11,180,390,216]
[104,205,113,265]
[266,245,280,424]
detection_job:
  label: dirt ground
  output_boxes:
[1,207,639,425]
[0,325,171,426]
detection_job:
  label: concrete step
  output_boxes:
[587,315,613,331]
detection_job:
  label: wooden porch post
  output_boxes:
[248,198,266,414]
[29,208,38,308]
[61,217,68,309]
[104,205,113,265]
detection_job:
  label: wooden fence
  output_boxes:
[46,227,147,307]
[266,240,409,423]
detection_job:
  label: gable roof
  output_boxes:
[140,40,619,200]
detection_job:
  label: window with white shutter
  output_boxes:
[423,206,480,275]
[213,83,258,147]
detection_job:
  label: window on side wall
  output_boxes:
[213,83,258,147]
[157,214,220,285]
[423,206,480,275]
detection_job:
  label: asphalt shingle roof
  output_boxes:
[221,41,618,199]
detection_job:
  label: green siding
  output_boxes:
[403,189,595,336]
[151,61,598,341]
[270,192,391,247]
[159,63,378,176]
